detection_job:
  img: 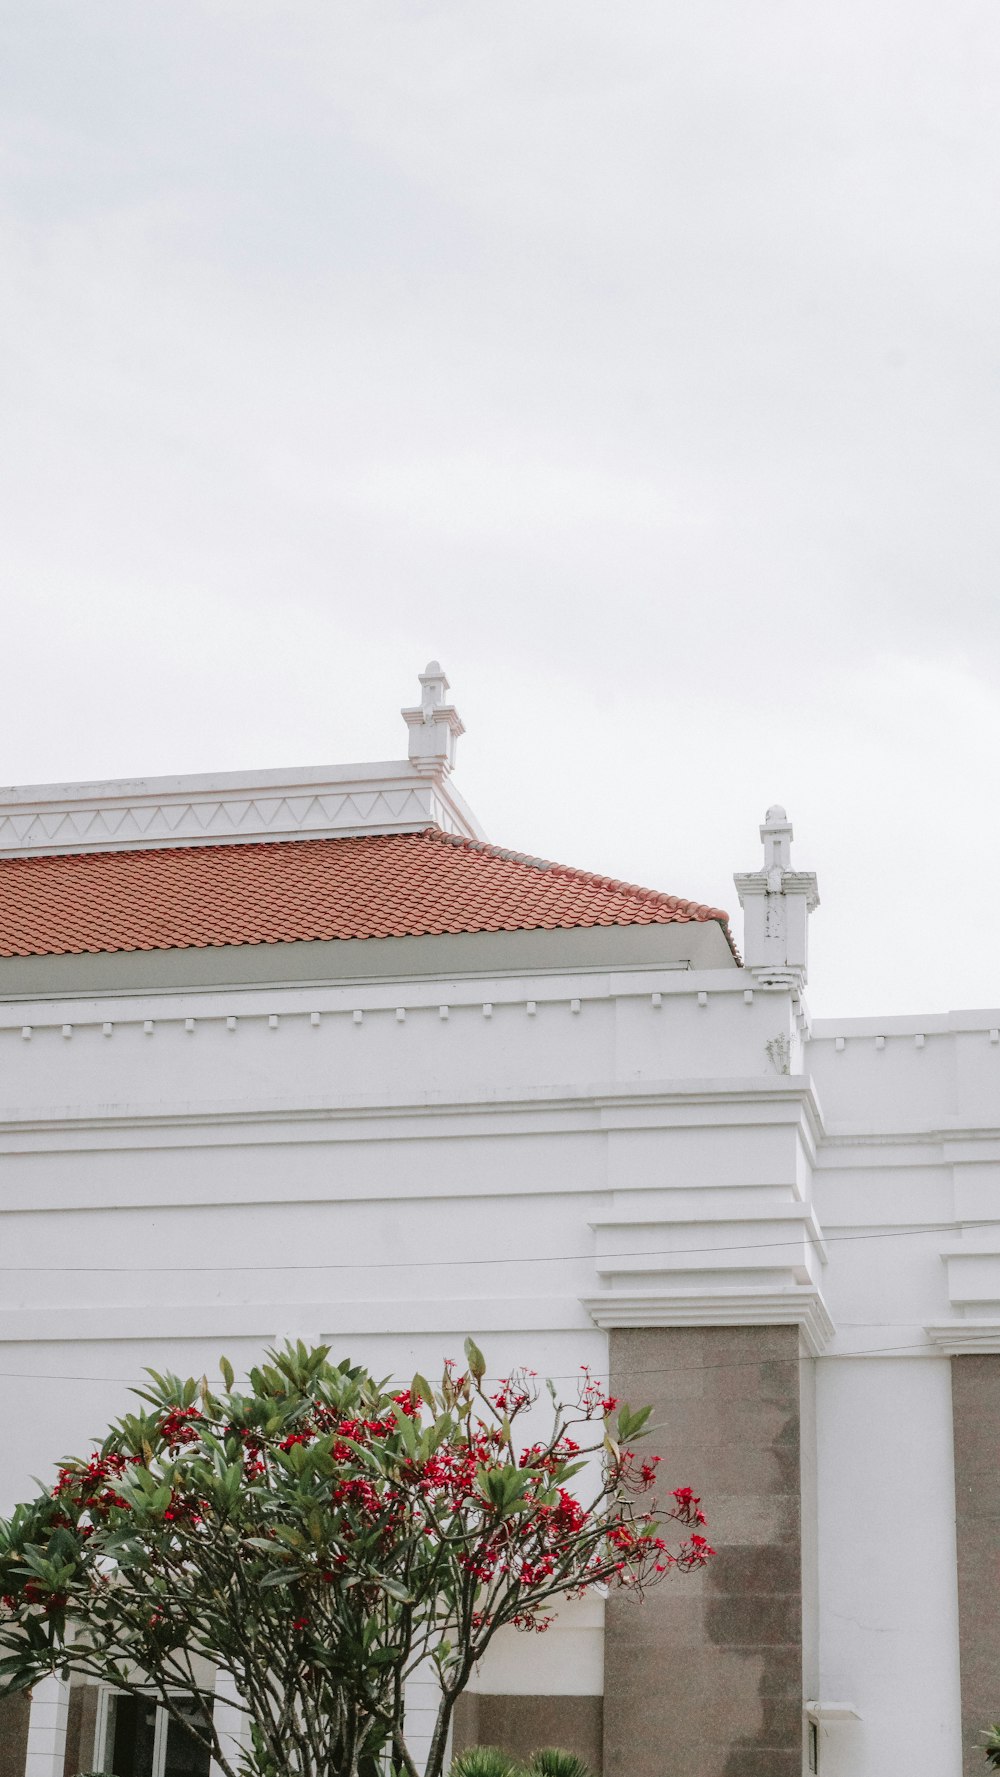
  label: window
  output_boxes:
[93,1692,213,1777]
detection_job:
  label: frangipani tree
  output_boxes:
[0,1340,713,1777]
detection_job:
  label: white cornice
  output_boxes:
[590,1201,829,1263]
[733,870,820,908]
[582,1285,834,1354]
[0,1075,825,1137]
[926,1321,1000,1355]
[0,758,485,857]
[811,1010,1000,1039]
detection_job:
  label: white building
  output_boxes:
[0,662,996,1777]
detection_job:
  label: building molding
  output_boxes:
[582,1283,834,1354]
[0,758,485,858]
[0,1076,827,1141]
[927,1321,1000,1355]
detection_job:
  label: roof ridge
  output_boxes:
[421,827,730,922]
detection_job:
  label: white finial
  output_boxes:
[419,660,448,723]
[734,805,819,992]
[761,804,793,880]
[402,660,465,774]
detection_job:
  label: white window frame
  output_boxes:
[92,1686,206,1777]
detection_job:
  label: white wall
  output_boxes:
[3,960,999,1774]
[815,1356,962,1777]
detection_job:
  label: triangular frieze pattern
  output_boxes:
[0,770,471,857]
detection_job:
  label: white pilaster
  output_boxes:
[209,1669,247,1777]
[404,1659,447,1776]
[24,1675,70,1777]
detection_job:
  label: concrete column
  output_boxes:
[24,1676,70,1777]
[951,1355,1000,1776]
[603,1326,807,1777]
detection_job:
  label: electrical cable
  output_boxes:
[0,1217,991,1273]
[0,1338,944,1389]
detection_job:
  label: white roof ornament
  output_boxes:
[0,659,486,858]
[734,805,820,991]
[419,660,448,721]
[762,804,792,885]
[401,660,465,775]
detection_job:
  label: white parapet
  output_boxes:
[0,661,484,857]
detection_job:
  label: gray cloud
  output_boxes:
[1,0,999,1016]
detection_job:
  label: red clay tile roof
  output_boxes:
[0,828,734,959]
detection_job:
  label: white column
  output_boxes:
[404,1659,447,1777]
[24,1675,70,1777]
[209,1669,247,1777]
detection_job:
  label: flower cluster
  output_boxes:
[158,1406,203,1450]
[53,1450,140,1519]
[577,1366,618,1417]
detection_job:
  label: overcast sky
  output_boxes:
[1,2,998,1018]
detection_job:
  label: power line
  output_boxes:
[0,1339,939,1389]
[0,1217,992,1274]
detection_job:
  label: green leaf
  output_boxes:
[390,1406,419,1456]
[617,1403,652,1443]
[375,1578,414,1603]
[220,1356,235,1391]
[270,1526,306,1549]
[464,1338,486,1383]
[557,1460,586,1483]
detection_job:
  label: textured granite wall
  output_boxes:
[952,1355,1000,1776]
[452,1694,604,1774]
[61,1684,99,1776]
[604,1326,804,1777]
[0,1693,29,1777]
